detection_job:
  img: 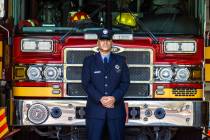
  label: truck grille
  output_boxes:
[64,47,153,98]
[67,83,150,97]
[66,67,150,81]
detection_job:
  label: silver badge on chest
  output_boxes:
[115,64,121,73]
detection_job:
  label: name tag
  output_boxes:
[94,71,101,74]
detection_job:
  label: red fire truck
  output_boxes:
[1,0,209,139]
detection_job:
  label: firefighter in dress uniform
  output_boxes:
[82,28,130,140]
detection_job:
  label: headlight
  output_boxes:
[27,66,42,81]
[21,39,53,52]
[157,67,173,81]
[37,41,53,51]
[175,68,190,81]
[155,66,201,82]
[27,104,49,124]
[43,66,59,80]
[21,41,36,50]
[164,40,196,53]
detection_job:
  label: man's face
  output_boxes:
[97,39,112,53]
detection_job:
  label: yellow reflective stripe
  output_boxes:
[205,47,210,59]
[155,88,203,98]
[0,41,2,57]
[0,127,9,139]
[0,41,2,79]
[13,87,61,97]
[0,108,5,117]
[0,61,2,79]
[205,64,210,82]
[205,47,210,82]
[9,93,13,126]
[0,118,6,128]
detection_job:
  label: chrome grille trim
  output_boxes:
[64,47,154,98]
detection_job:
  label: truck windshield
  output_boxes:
[17,0,201,35]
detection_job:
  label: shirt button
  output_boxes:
[104,92,108,95]
[105,76,108,79]
[105,84,108,87]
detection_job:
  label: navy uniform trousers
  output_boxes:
[82,52,130,140]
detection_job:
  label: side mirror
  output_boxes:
[0,0,5,19]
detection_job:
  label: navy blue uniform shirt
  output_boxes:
[82,52,130,119]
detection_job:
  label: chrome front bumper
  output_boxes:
[14,100,208,127]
